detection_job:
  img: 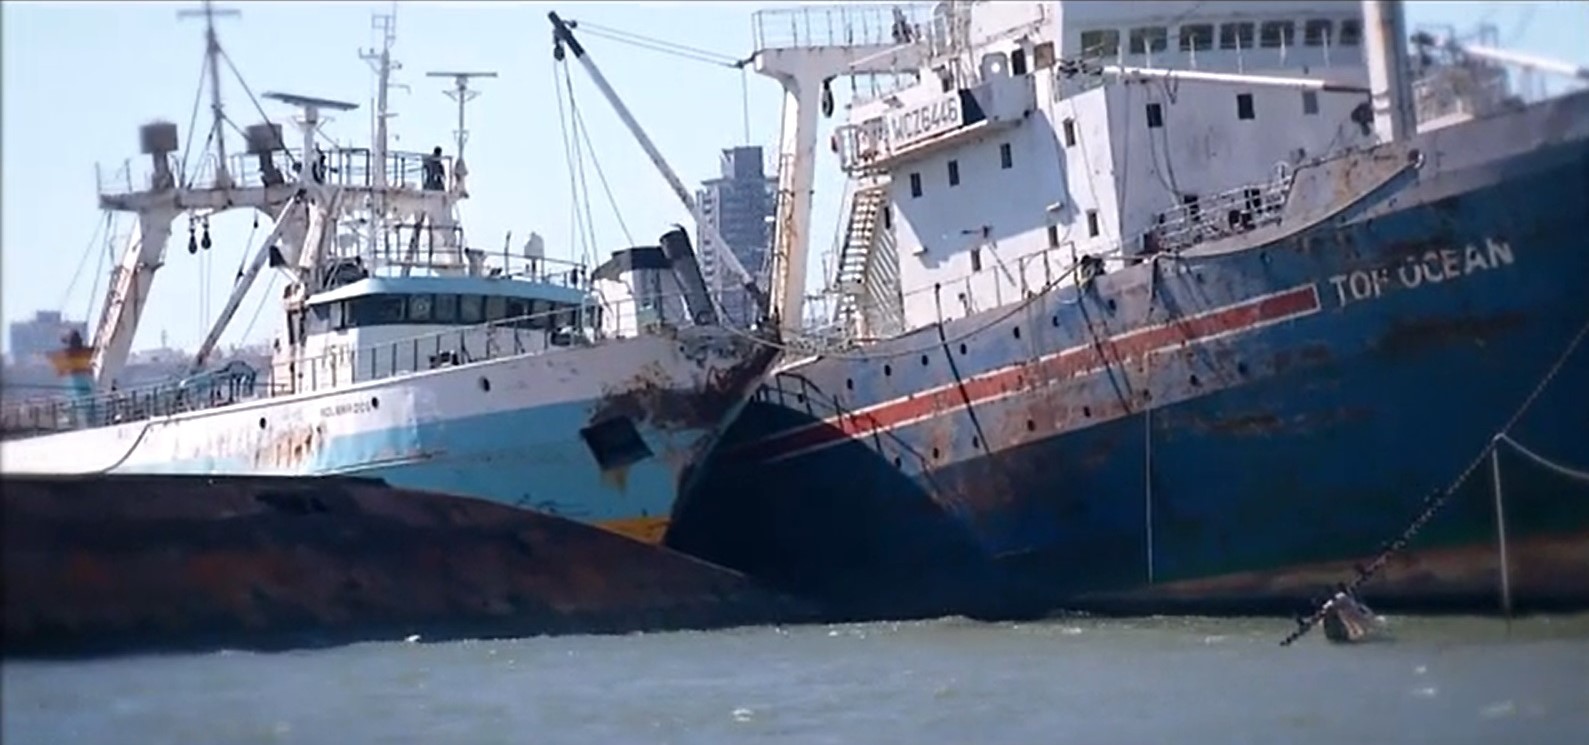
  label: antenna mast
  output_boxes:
[361,10,400,256]
[177,0,242,189]
[425,70,497,190]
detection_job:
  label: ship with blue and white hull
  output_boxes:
[671,0,1589,619]
[0,8,777,546]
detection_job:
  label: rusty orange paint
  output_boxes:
[598,516,671,544]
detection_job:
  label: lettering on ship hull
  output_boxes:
[1328,238,1516,308]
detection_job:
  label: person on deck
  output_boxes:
[423,146,447,191]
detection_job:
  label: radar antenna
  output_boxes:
[425,70,497,192]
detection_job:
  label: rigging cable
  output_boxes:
[83,214,117,325]
[176,51,211,188]
[568,77,635,248]
[551,61,593,265]
[58,212,113,312]
[571,21,745,69]
[560,66,603,261]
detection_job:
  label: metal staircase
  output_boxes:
[832,172,904,339]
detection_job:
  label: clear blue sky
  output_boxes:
[3,1,1585,356]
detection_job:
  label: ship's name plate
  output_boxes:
[1327,238,1516,309]
[888,93,964,149]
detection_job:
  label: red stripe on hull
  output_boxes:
[741,285,1322,462]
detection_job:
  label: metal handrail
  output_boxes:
[0,287,716,437]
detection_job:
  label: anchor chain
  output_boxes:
[1280,308,1589,647]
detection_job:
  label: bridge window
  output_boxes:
[948,159,961,187]
[485,295,508,322]
[408,294,433,322]
[1079,29,1119,58]
[1339,19,1362,46]
[1259,21,1294,49]
[1129,27,1168,55]
[434,293,459,323]
[1303,19,1333,47]
[1237,93,1256,120]
[1179,24,1214,52]
[459,294,484,324]
[1220,22,1254,50]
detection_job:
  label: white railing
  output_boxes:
[95,148,459,199]
[0,288,723,439]
[752,3,933,51]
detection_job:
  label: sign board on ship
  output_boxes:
[887,92,966,149]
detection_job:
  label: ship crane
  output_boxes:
[190,92,359,372]
[546,12,771,324]
[89,1,298,391]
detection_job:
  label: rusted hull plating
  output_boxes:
[2,474,816,659]
[670,91,1589,621]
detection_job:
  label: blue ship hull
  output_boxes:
[670,91,1589,620]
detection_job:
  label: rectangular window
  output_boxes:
[1179,23,1214,52]
[1303,19,1333,47]
[1146,102,1164,129]
[1259,21,1294,49]
[1086,209,1100,238]
[1182,193,1201,221]
[1011,48,1028,75]
[1062,118,1077,147]
[459,294,484,324]
[1047,224,1060,248]
[1302,90,1319,115]
[882,204,893,230]
[971,247,983,272]
[1339,19,1362,46]
[1032,41,1056,69]
[504,298,532,328]
[408,294,433,322]
[484,295,508,322]
[947,160,961,187]
[999,142,1013,169]
[909,172,923,198]
[434,293,459,323]
[1128,27,1168,55]
[1237,92,1256,120]
[1219,22,1254,50]
[1079,29,1120,57]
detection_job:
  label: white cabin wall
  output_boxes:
[1102,78,1376,247]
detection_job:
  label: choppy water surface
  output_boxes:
[4,614,1586,744]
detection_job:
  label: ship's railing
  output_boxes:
[0,288,718,438]
[95,148,458,198]
[752,3,933,50]
[1145,170,1296,254]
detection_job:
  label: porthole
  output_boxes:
[931,447,941,460]
[1189,374,1201,387]
[1236,362,1250,376]
[893,456,903,468]
[920,354,930,367]
[846,378,854,391]
[259,417,267,429]
[884,364,893,377]
[972,436,981,449]
[479,377,492,392]
[1012,325,1022,340]
[1051,315,1060,328]
[959,343,968,355]
[371,397,380,409]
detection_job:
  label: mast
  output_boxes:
[425,70,497,195]
[177,0,241,189]
[362,10,400,256]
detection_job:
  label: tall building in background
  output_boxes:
[8,310,87,363]
[695,146,777,328]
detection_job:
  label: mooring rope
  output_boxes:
[1280,309,1589,646]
